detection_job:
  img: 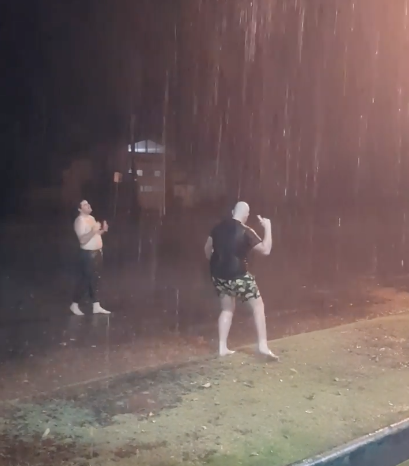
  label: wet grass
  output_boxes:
[3,314,409,465]
[0,358,235,465]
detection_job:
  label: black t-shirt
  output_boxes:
[209,218,262,280]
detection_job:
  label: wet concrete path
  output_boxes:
[0,281,407,403]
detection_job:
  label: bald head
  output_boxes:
[232,201,250,224]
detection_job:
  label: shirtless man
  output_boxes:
[204,201,278,359]
[70,200,111,316]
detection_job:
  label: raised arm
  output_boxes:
[253,216,272,256]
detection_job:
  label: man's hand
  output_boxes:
[257,215,271,230]
[102,221,109,233]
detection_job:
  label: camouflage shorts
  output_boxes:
[211,273,261,302]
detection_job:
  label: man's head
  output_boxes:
[232,201,250,224]
[78,200,92,215]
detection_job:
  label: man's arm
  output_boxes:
[253,217,272,256]
[75,218,101,245]
[204,236,213,260]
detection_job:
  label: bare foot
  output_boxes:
[219,349,236,357]
[258,348,280,361]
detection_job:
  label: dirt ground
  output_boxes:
[2,313,409,466]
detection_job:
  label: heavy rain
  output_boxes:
[2,0,409,465]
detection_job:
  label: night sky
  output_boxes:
[1,0,175,215]
[2,0,409,216]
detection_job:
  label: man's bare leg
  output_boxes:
[218,295,236,356]
[248,296,279,360]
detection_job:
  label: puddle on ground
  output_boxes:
[0,357,228,465]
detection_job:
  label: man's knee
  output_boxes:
[220,295,235,312]
[247,296,264,311]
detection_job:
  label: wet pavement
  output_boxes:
[1,211,409,401]
[0,281,408,402]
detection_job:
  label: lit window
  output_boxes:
[136,170,143,176]
[154,170,161,177]
[140,185,153,192]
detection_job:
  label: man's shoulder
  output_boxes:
[74,215,89,230]
[74,214,86,223]
[211,218,231,234]
[244,224,256,234]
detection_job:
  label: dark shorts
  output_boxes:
[211,273,261,302]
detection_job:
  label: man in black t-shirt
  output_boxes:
[204,201,279,360]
